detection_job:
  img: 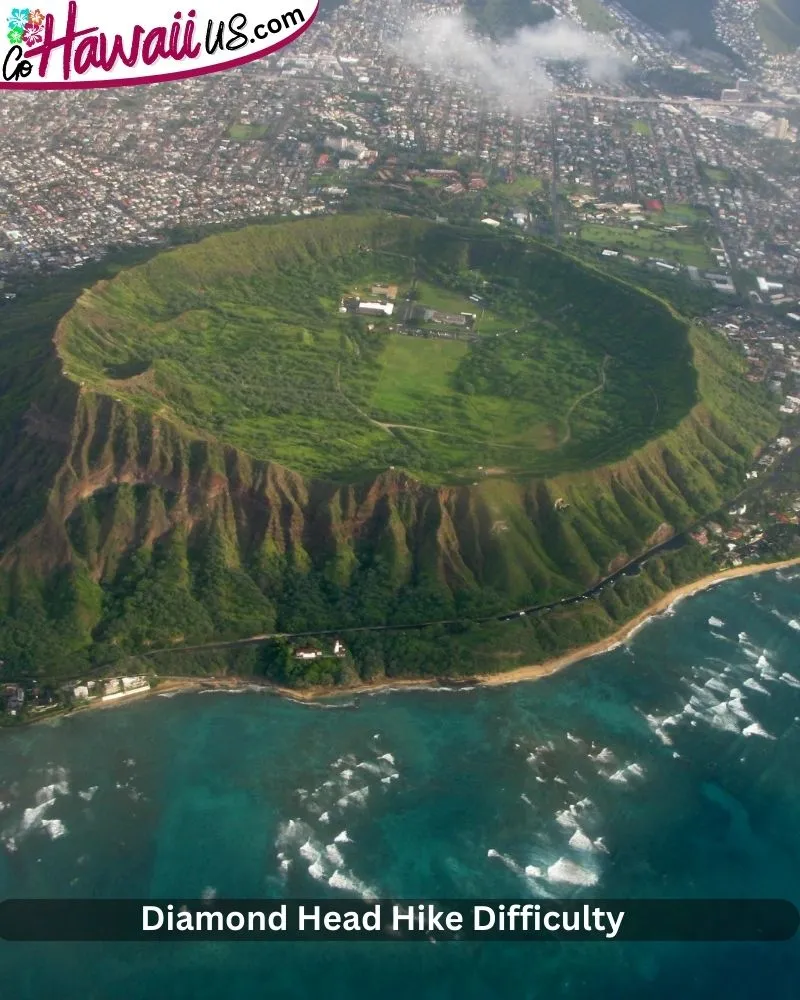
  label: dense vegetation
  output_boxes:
[58,216,700,484]
[614,0,729,52]
[757,0,800,52]
[464,0,555,38]
[0,215,779,686]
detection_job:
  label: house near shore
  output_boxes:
[294,647,323,661]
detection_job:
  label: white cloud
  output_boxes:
[393,11,626,115]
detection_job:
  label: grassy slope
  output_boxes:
[0,219,779,684]
[574,0,621,33]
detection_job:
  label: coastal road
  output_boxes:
[135,531,688,662]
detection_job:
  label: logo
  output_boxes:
[1,0,318,89]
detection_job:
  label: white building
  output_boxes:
[294,647,323,661]
[358,302,394,317]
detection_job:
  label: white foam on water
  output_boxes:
[356,761,382,775]
[41,818,66,840]
[593,837,609,854]
[708,617,725,628]
[524,864,544,877]
[380,773,399,785]
[308,860,327,882]
[339,769,354,782]
[568,829,594,852]
[487,850,525,876]
[644,713,675,746]
[201,886,217,901]
[546,857,599,887]
[22,799,56,831]
[780,673,800,689]
[555,809,579,829]
[36,779,69,803]
[727,698,754,723]
[704,677,729,695]
[774,608,800,630]
[738,637,761,662]
[319,812,330,824]
[689,683,720,706]
[627,763,645,778]
[625,614,655,641]
[608,769,628,784]
[275,818,311,849]
[334,830,352,844]
[554,777,567,786]
[744,678,769,695]
[378,753,395,765]
[325,844,346,867]
[743,722,775,739]
[590,747,615,764]
[707,704,741,733]
[566,732,583,745]
[328,870,376,900]
[78,786,98,802]
[299,839,321,864]
[336,787,370,810]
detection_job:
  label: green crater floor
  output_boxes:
[58,214,697,484]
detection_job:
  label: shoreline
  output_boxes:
[20,555,800,723]
[475,555,800,688]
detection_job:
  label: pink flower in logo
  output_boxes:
[23,19,41,43]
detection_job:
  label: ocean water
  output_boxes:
[2,571,800,998]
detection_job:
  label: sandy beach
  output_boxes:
[34,554,800,723]
[476,555,800,688]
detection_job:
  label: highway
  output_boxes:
[557,91,793,110]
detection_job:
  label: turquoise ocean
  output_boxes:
[2,570,800,998]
